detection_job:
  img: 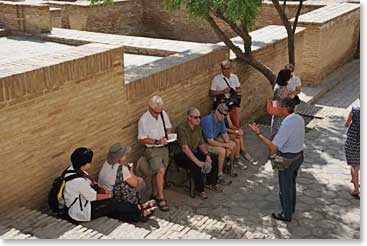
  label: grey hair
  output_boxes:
[148,95,164,108]
[220,60,231,69]
[187,107,200,117]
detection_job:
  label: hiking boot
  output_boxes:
[241,152,258,165]
[218,174,232,185]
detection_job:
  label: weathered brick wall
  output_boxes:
[47,0,144,35]
[0,1,51,33]
[0,43,126,214]
[252,0,323,30]
[141,0,235,43]
[294,3,360,85]
[141,0,319,43]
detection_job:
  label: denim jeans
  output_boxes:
[277,151,304,220]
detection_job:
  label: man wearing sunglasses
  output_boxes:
[138,96,171,212]
[174,107,221,199]
[210,60,242,129]
[200,104,238,185]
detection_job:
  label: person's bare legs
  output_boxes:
[351,165,360,195]
[233,138,241,158]
[151,175,157,197]
[156,168,165,200]
[217,147,226,176]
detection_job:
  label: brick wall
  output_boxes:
[0,43,126,214]
[252,0,323,30]
[141,0,319,43]
[47,0,144,35]
[294,3,360,85]
[0,1,51,33]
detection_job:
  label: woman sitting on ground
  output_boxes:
[98,143,155,207]
[63,147,155,223]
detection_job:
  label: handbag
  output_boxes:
[271,153,302,171]
[222,77,241,107]
[113,165,141,205]
[266,99,283,116]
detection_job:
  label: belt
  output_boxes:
[277,150,303,159]
[145,145,167,149]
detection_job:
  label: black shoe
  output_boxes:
[271,212,291,222]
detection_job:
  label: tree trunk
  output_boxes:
[272,0,295,65]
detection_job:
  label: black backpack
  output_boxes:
[48,168,82,217]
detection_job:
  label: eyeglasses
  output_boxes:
[222,67,231,70]
[190,115,201,119]
[150,107,162,115]
[218,110,228,117]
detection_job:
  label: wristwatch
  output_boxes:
[154,139,159,145]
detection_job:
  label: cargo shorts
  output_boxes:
[144,146,169,175]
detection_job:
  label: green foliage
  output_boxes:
[164,0,263,27]
[88,0,113,6]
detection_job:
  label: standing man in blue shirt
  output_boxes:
[249,97,304,222]
[201,104,237,185]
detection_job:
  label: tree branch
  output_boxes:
[211,9,252,55]
[292,0,303,33]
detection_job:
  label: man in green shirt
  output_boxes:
[174,107,221,199]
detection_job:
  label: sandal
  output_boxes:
[198,191,208,199]
[141,199,156,210]
[140,206,157,222]
[156,198,170,212]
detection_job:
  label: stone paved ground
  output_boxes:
[161,59,360,239]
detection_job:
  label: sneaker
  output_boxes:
[205,184,223,193]
[241,152,258,165]
[218,174,232,185]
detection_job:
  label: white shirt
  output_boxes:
[211,73,240,98]
[273,113,305,153]
[64,166,96,222]
[98,161,132,191]
[287,74,301,92]
[138,110,172,147]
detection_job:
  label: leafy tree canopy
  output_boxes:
[164,0,263,28]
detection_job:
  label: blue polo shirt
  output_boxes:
[200,112,227,142]
[273,113,305,153]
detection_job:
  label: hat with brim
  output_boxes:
[107,143,131,164]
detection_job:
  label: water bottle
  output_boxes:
[58,196,65,212]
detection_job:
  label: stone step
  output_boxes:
[155,206,250,239]
[300,59,359,104]
[0,224,37,239]
[0,29,8,37]
[2,207,111,239]
[82,213,212,239]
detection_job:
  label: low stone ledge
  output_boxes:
[291,3,360,25]
[0,42,124,105]
[38,28,209,56]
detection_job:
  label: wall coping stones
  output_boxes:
[0,42,121,80]
[291,3,360,25]
[39,28,212,56]
[216,25,305,59]
[124,44,226,84]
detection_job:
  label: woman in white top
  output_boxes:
[64,147,155,223]
[98,143,154,207]
[284,64,302,105]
